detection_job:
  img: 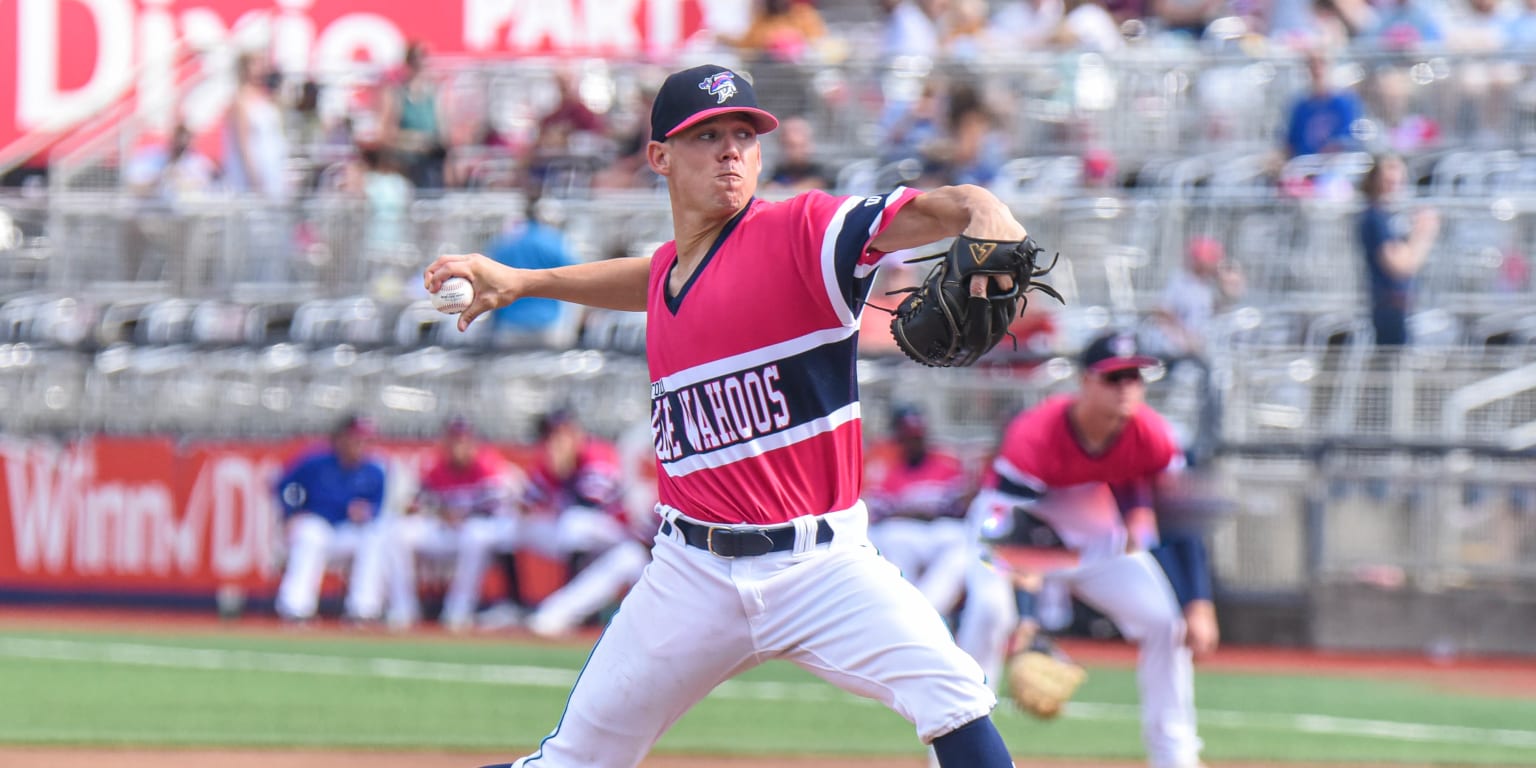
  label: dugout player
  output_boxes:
[425,63,1038,766]
[956,332,1219,768]
[866,404,974,617]
[388,416,522,631]
[273,413,389,624]
[460,408,630,630]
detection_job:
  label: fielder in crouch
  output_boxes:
[425,63,1035,768]
[956,332,1220,768]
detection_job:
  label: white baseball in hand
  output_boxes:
[431,277,474,315]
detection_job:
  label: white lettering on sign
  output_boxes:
[190,453,284,579]
[3,439,184,576]
[5,0,739,145]
[18,0,134,131]
[2,438,283,580]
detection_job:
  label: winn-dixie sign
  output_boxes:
[0,0,739,151]
[0,435,441,593]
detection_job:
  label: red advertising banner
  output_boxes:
[0,434,553,600]
[0,0,737,160]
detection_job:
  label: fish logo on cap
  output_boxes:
[698,72,738,104]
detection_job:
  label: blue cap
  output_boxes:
[650,65,779,143]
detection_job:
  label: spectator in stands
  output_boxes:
[1149,236,1245,359]
[943,0,993,59]
[1510,0,1536,48]
[1150,0,1226,39]
[526,69,606,196]
[989,0,1066,49]
[1445,0,1519,145]
[1055,0,1128,51]
[1284,50,1365,158]
[487,197,580,348]
[1359,153,1439,347]
[1359,0,1445,49]
[223,53,297,282]
[1359,64,1439,153]
[380,42,447,189]
[340,144,415,290]
[273,414,389,625]
[592,85,660,191]
[121,123,218,282]
[222,52,290,202]
[125,124,217,205]
[879,0,947,59]
[389,416,522,631]
[764,116,831,194]
[1270,0,1360,51]
[287,78,325,153]
[880,78,945,168]
[1147,237,1244,463]
[286,77,353,168]
[723,0,828,63]
[938,82,1006,187]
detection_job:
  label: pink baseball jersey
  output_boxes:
[865,444,972,523]
[983,395,1181,559]
[418,449,515,517]
[646,188,921,525]
[524,439,625,518]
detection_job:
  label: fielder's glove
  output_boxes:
[889,235,1062,367]
[1006,634,1086,720]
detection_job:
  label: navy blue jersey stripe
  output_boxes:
[995,475,1044,500]
[653,334,858,464]
[833,194,897,311]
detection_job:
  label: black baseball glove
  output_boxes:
[888,235,1062,367]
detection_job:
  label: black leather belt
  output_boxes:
[662,517,833,558]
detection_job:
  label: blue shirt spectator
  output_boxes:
[1358,154,1438,346]
[1507,0,1536,48]
[1285,52,1364,157]
[489,200,577,339]
[1363,0,1445,48]
[1360,205,1413,342]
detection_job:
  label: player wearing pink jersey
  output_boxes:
[464,409,632,630]
[866,405,974,616]
[426,63,1041,767]
[389,416,522,631]
[956,332,1219,768]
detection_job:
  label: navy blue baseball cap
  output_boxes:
[1081,332,1159,374]
[649,64,779,142]
[333,413,377,438]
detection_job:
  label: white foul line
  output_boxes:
[2,637,1535,751]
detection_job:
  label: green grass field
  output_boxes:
[2,626,1534,765]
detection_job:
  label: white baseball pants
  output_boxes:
[454,507,632,607]
[386,514,482,628]
[869,517,971,614]
[526,538,652,636]
[275,514,387,621]
[957,551,1203,768]
[507,504,997,768]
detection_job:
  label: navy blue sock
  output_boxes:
[932,715,1013,767]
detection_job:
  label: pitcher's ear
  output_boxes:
[647,141,669,175]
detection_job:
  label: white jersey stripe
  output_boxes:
[821,194,865,327]
[654,325,857,391]
[662,402,861,477]
[992,455,1047,494]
